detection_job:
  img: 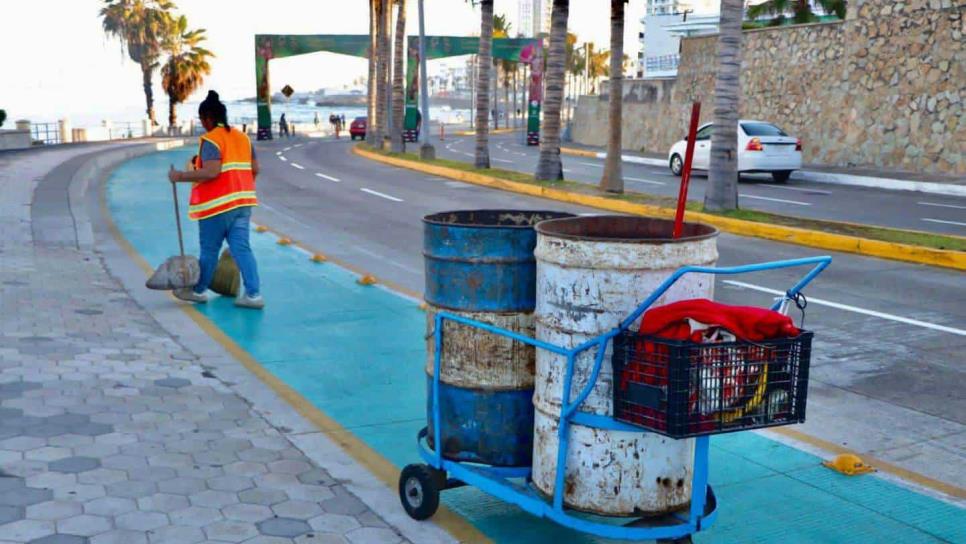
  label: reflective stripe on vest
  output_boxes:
[188,127,258,220]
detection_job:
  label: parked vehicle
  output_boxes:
[668,120,802,183]
[349,117,367,140]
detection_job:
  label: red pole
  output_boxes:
[673,102,701,239]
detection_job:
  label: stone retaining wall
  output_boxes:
[573,0,965,174]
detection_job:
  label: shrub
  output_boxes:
[0,109,6,128]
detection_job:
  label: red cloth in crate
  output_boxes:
[619,299,799,432]
[639,298,799,342]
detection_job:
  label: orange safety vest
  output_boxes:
[188,126,258,220]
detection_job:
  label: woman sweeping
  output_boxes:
[168,90,264,309]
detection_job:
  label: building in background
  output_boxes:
[637,0,720,78]
[517,0,552,37]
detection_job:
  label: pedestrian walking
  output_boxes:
[167,90,264,309]
[279,113,289,138]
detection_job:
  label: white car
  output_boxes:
[667,120,802,183]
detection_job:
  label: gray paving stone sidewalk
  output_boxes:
[0,149,409,543]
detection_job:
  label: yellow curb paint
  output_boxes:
[560,147,599,158]
[353,145,966,272]
[100,184,489,544]
[454,127,519,136]
[771,427,965,501]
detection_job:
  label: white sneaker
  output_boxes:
[234,293,265,310]
[174,288,209,303]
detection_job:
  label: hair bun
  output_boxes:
[206,90,220,101]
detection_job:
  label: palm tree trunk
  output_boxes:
[512,66,518,129]
[535,0,569,181]
[168,100,177,129]
[705,0,743,211]
[390,0,407,153]
[474,0,493,169]
[373,0,388,147]
[367,0,378,145]
[380,0,393,149]
[504,68,510,131]
[599,0,625,193]
[141,60,157,127]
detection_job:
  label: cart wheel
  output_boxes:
[399,464,443,520]
[657,537,693,544]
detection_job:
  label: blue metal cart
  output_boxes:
[399,256,832,542]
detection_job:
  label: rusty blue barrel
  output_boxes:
[424,210,573,467]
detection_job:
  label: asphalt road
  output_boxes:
[429,132,966,236]
[253,136,965,491]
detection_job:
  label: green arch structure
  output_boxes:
[255,34,542,143]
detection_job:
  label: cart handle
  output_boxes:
[561,255,831,419]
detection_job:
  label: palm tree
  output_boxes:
[371,0,390,147]
[100,0,176,127]
[535,0,569,181]
[367,0,378,145]
[493,14,512,132]
[472,0,494,169]
[160,15,212,130]
[379,0,393,148]
[587,49,610,94]
[390,0,407,152]
[747,0,846,25]
[599,0,625,194]
[705,0,744,212]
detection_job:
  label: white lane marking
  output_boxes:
[723,280,966,337]
[445,181,471,188]
[315,173,341,182]
[460,152,474,157]
[278,156,287,162]
[922,218,966,227]
[361,188,403,202]
[283,147,292,152]
[627,176,666,186]
[290,162,305,170]
[492,158,514,164]
[760,183,832,195]
[275,151,282,156]
[352,246,422,275]
[578,213,603,216]
[578,162,603,168]
[562,168,572,173]
[293,143,303,148]
[918,201,966,210]
[740,194,811,206]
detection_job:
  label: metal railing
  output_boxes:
[645,54,681,73]
[30,123,61,145]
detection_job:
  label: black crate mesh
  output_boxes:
[612,331,812,438]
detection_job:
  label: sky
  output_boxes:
[0,0,646,123]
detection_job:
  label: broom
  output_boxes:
[210,248,241,297]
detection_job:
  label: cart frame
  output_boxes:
[405,255,832,541]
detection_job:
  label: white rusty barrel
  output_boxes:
[532,216,718,516]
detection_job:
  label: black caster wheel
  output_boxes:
[658,537,694,544]
[398,464,444,520]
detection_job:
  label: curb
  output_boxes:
[455,127,520,136]
[353,145,966,271]
[559,146,966,197]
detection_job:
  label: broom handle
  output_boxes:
[171,180,186,258]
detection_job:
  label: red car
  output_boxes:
[349,117,367,140]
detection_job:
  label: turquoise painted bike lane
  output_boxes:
[106,148,964,543]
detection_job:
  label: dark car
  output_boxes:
[349,117,367,140]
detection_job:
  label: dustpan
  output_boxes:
[146,180,199,290]
[211,249,241,297]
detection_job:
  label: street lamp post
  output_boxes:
[418,0,435,159]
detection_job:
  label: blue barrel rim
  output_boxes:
[424,209,575,229]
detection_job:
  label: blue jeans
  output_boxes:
[194,206,260,297]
